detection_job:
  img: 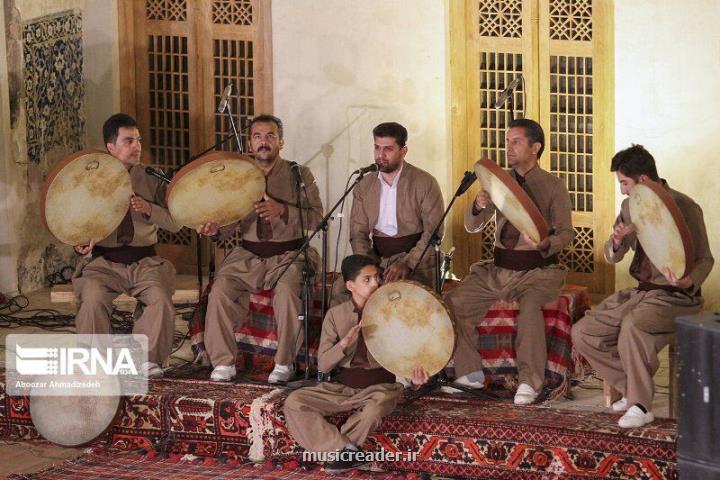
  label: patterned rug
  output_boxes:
[7,451,418,479]
[259,390,677,479]
[1,368,676,478]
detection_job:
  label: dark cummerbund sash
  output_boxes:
[372,232,422,258]
[493,247,558,271]
[638,281,694,295]
[93,245,156,265]
[336,367,396,389]
[242,238,304,259]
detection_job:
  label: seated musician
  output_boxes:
[331,122,444,306]
[572,145,713,428]
[284,254,428,473]
[197,114,324,384]
[443,118,574,404]
[72,113,181,378]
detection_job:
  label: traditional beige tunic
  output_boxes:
[73,164,181,364]
[445,165,574,391]
[204,159,324,367]
[284,301,403,453]
[572,180,714,409]
[330,162,445,306]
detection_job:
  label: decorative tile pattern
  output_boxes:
[559,226,594,273]
[23,11,85,164]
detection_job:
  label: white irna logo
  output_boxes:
[15,345,138,376]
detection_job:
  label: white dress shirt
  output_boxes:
[374,166,403,236]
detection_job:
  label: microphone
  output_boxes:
[217,84,233,113]
[145,166,171,184]
[455,171,477,196]
[493,75,522,109]
[353,163,379,175]
[289,161,305,188]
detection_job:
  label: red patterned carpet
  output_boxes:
[7,451,417,479]
[1,372,677,479]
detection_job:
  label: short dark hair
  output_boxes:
[610,144,660,182]
[508,118,545,158]
[372,122,408,147]
[341,254,380,282]
[103,113,137,145]
[250,114,284,139]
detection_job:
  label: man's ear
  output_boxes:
[345,279,354,293]
[531,141,541,156]
[638,174,650,183]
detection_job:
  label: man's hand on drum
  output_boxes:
[521,232,550,251]
[409,366,429,390]
[130,194,152,216]
[473,190,490,211]
[74,240,95,256]
[662,268,693,289]
[255,193,287,221]
[611,222,635,250]
[196,221,220,237]
[384,262,410,283]
[339,323,362,350]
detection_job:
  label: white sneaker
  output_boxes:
[440,372,485,394]
[513,383,539,405]
[268,364,294,384]
[612,397,628,412]
[396,375,412,388]
[210,365,236,382]
[140,362,163,379]
[618,405,654,428]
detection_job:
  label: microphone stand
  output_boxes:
[274,169,373,388]
[403,173,499,409]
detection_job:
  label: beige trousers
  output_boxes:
[204,246,318,367]
[284,381,403,453]
[72,256,176,364]
[444,262,567,391]
[572,287,702,409]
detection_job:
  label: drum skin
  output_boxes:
[361,280,455,378]
[40,150,132,246]
[629,180,694,279]
[29,375,122,447]
[473,158,548,243]
[166,152,265,229]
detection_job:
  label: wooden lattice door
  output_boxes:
[118,0,273,273]
[450,0,614,295]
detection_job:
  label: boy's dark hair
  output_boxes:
[250,114,284,139]
[372,122,408,147]
[508,118,545,158]
[341,254,380,282]
[103,113,137,145]
[610,144,660,182]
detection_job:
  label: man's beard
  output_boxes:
[378,161,399,173]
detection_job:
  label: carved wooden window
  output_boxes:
[118,0,272,270]
[450,0,614,294]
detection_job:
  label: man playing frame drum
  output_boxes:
[572,145,714,428]
[443,118,574,405]
[284,255,429,473]
[72,113,182,378]
[197,114,324,384]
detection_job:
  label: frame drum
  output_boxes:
[40,150,132,246]
[474,158,549,243]
[361,281,455,378]
[629,180,694,279]
[166,152,265,229]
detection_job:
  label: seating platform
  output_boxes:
[0,368,677,479]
